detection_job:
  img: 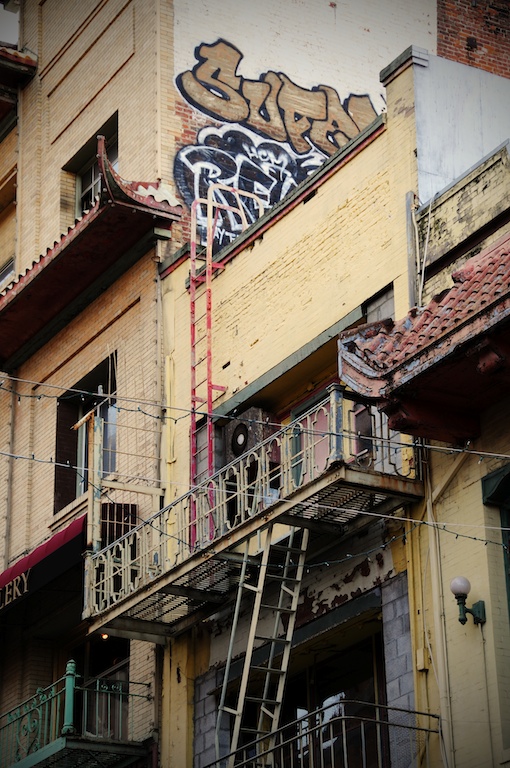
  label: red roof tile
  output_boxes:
[338,230,510,441]
[0,138,181,371]
[340,229,510,392]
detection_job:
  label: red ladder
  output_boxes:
[189,184,264,488]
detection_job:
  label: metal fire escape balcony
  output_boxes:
[0,661,153,768]
[83,385,424,642]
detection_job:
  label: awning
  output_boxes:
[0,137,181,372]
[0,515,86,613]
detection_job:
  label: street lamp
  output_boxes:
[450,576,486,625]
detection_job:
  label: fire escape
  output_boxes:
[82,185,425,764]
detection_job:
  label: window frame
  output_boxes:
[54,355,117,514]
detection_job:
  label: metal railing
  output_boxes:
[85,386,419,618]
[0,661,152,766]
[207,699,441,768]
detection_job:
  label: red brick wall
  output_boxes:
[438,0,510,77]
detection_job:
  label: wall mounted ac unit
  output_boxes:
[223,407,277,465]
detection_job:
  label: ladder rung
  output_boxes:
[254,635,290,645]
[240,727,269,736]
[260,603,295,613]
[265,574,300,583]
[221,705,240,716]
[270,544,307,554]
[251,666,286,675]
[244,696,276,707]
[243,583,261,594]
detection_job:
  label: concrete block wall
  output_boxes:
[382,572,417,767]
[194,667,227,768]
[382,572,415,713]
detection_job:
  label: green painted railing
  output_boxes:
[0,661,152,766]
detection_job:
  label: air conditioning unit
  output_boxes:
[223,407,277,464]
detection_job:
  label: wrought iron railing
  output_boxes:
[0,661,152,766]
[84,385,419,618]
[206,699,441,768]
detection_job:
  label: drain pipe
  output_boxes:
[424,452,455,768]
[3,381,16,569]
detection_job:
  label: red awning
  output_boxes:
[0,515,86,589]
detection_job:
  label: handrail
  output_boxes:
[84,386,420,618]
[0,661,152,766]
[205,699,441,768]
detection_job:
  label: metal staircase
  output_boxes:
[216,524,309,765]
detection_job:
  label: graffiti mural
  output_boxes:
[175,39,378,247]
[174,125,325,248]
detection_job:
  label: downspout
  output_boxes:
[406,191,418,309]
[3,382,16,569]
[155,244,165,490]
[424,451,456,768]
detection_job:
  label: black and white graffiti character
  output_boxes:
[174,126,325,247]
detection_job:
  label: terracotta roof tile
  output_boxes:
[339,229,510,386]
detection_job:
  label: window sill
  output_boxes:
[51,493,88,532]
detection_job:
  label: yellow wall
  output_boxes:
[16,0,181,270]
[161,62,418,501]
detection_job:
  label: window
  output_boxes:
[0,257,14,287]
[352,402,373,456]
[54,355,117,514]
[62,113,118,221]
[363,285,395,323]
[77,140,118,214]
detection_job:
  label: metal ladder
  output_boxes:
[216,523,309,765]
[189,185,264,486]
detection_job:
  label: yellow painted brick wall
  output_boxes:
[0,128,18,275]
[16,0,176,271]
[0,128,17,189]
[1,253,160,564]
[162,63,419,499]
[413,406,510,766]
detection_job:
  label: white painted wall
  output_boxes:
[174,0,437,113]
[415,54,510,203]
[0,6,18,46]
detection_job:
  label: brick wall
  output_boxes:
[1,252,160,563]
[438,0,510,77]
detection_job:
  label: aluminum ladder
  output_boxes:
[216,523,309,765]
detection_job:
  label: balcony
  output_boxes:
[0,661,153,768]
[205,699,441,768]
[84,385,424,640]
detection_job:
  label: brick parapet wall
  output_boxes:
[438,0,510,78]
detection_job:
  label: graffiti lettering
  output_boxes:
[174,125,324,248]
[176,39,377,157]
[178,41,250,123]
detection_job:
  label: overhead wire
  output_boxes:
[5,377,510,465]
